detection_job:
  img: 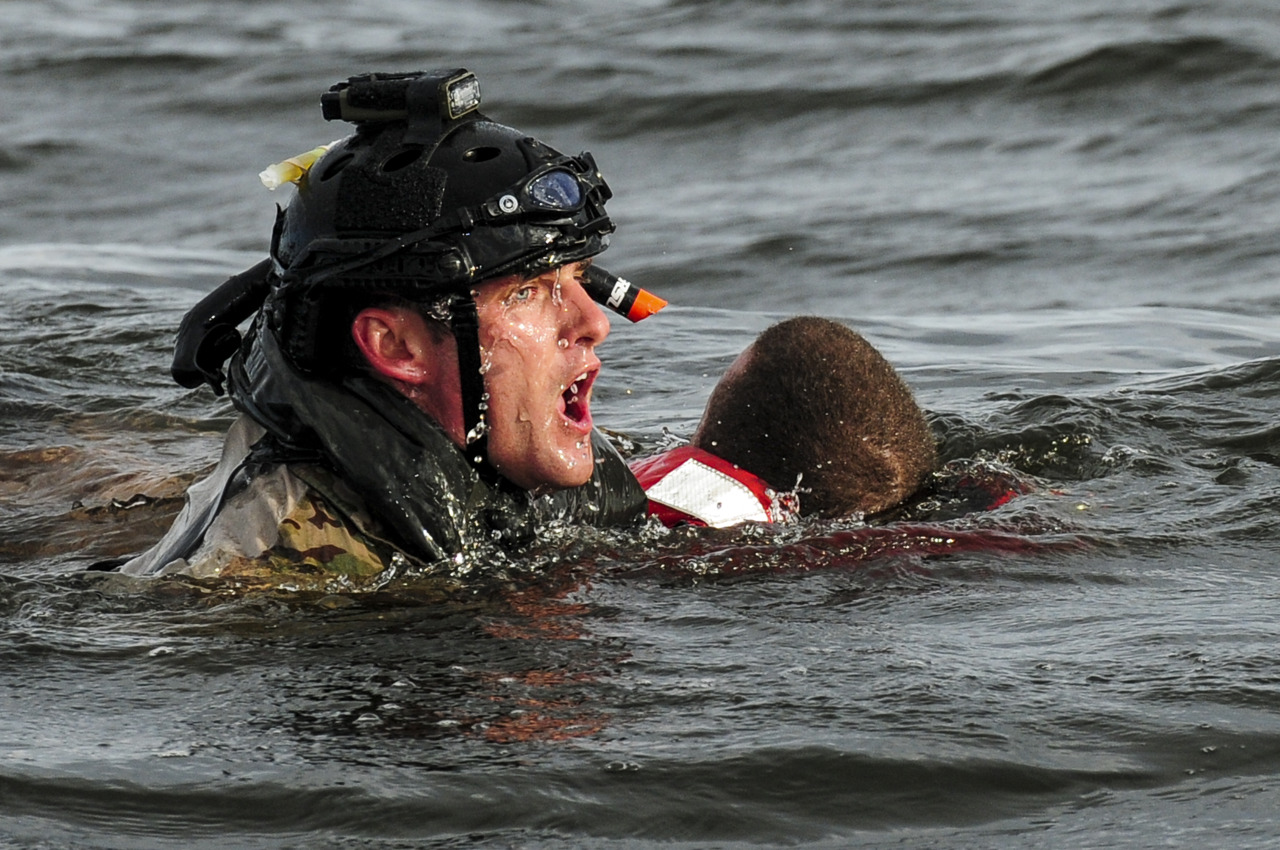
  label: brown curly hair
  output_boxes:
[692,317,937,518]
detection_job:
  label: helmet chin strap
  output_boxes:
[447,294,502,486]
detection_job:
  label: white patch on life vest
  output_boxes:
[643,458,770,528]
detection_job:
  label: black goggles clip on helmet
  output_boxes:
[479,155,609,223]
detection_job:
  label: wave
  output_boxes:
[0,749,1155,842]
[0,244,262,292]
[9,737,1276,843]
[1025,35,1280,94]
[582,34,1280,137]
[3,49,226,78]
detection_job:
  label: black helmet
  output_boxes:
[273,77,614,299]
[269,70,615,372]
[170,69,654,479]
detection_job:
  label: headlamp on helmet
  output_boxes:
[320,69,482,125]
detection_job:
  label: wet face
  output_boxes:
[473,261,611,492]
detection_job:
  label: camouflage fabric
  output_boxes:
[209,485,394,591]
[121,419,405,591]
[121,403,645,589]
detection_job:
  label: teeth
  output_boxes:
[566,372,590,398]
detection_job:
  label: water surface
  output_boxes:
[4,1,1280,847]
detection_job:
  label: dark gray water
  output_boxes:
[5,1,1280,847]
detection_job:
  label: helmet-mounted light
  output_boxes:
[320,69,482,124]
[444,74,483,119]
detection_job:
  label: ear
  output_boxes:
[352,306,466,444]
[351,306,438,384]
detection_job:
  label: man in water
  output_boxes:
[631,317,939,527]
[120,69,948,586]
[122,69,652,583]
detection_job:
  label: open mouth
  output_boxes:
[560,369,597,430]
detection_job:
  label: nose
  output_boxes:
[561,267,611,347]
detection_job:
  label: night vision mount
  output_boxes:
[320,70,483,143]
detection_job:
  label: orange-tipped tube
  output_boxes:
[582,265,668,322]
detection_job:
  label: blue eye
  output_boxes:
[526,170,582,210]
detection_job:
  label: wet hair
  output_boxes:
[307,292,452,378]
[692,317,937,518]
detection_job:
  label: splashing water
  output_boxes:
[659,426,688,451]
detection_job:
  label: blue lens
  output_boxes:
[527,170,582,210]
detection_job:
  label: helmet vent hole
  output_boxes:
[381,146,424,173]
[464,146,502,163]
[318,152,354,182]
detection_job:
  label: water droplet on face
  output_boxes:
[557,338,569,349]
[551,265,565,306]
